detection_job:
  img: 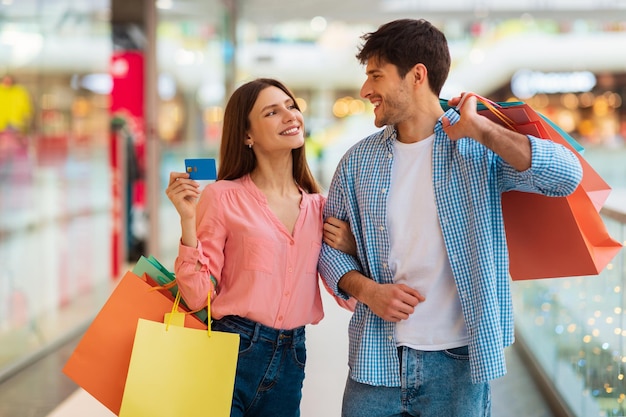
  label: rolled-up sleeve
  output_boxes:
[499,135,583,196]
[318,160,362,299]
[174,239,214,310]
[173,186,224,311]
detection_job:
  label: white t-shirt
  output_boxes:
[387,135,469,350]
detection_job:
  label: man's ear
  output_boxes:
[412,63,427,85]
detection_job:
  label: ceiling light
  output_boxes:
[310,16,327,32]
[156,0,173,10]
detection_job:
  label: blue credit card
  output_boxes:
[184,158,217,180]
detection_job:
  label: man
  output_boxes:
[318,18,583,417]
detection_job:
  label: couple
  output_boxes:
[165,18,582,417]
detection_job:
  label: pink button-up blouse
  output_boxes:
[174,174,331,330]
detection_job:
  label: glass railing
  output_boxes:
[513,206,626,417]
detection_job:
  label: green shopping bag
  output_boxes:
[133,255,208,323]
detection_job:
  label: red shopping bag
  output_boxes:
[473,98,612,211]
[62,270,207,415]
[443,95,622,280]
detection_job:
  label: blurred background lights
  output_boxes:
[310,16,327,32]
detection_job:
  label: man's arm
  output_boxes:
[338,271,425,322]
[318,161,363,298]
[442,93,532,171]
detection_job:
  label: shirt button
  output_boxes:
[388,335,393,341]
[285,291,290,296]
[278,315,284,321]
[379,226,385,231]
[290,241,295,245]
[383,263,388,269]
[381,188,387,194]
[387,153,392,158]
[288,267,293,273]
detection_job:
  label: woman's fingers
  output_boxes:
[165,171,201,215]
[323,217,357,256]
[166,172,198,194]
[168,171,188,185]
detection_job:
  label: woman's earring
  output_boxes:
[248,143,252,149]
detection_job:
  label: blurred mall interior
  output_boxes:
[0,0,625,416]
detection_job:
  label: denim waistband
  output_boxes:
[214,315,305,345]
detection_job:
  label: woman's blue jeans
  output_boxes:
[342,345,491,417]
[211,315,306,417]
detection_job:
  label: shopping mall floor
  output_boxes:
[0,302,556,417]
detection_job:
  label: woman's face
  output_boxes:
[246,86,305,154]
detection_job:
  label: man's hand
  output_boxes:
[365,282,425,322]
[441,93,487,143]
[441,92,532,171]
[338,271,425,322]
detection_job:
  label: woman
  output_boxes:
[165,78,354,417]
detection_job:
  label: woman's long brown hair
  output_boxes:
[217,78,320,194]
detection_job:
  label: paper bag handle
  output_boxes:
[150,278,210,320]
[455,93,518,132]
[166,290,213,337]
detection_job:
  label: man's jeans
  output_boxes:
[342,345,491,417]
[212,315,306,417]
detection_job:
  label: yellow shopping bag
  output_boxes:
[119,292,239,417]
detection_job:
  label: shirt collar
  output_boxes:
[380,107,459,145]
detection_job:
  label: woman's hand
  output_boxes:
[323,217,357,257]
[165,172,200,221]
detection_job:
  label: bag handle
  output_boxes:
[150,279,207,318]
[149,280,177,291]
[455,93,518,132]
[165,290,213,337]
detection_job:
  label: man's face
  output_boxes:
[359,57,412,128]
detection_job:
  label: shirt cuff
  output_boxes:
[178,239,203,264]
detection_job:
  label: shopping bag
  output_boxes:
[441,95,622,280]
[133,255,208,323]
[62,270,207,415]
[118,292,239,417]
[468,98,611,210]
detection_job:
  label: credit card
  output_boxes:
[184,158,217,180]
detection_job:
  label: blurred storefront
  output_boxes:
[0,0,231,379]
[0,0,113,377]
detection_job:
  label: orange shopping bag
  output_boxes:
[62,270,207,415]
[442,95,622,280]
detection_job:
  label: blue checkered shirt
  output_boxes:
[318,109,583,384]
